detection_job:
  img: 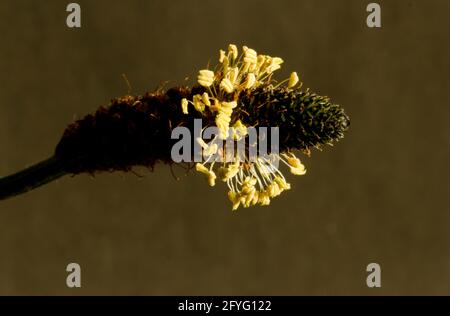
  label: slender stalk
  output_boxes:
[0,156,68,201]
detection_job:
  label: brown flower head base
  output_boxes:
[0,44,350,209]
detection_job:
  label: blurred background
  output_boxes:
[0,0,449,295]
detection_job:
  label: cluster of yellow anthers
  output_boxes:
[181,44,306,210]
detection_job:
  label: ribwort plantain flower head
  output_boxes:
[53,44,349,211]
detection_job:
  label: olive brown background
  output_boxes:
[0,0,449,295]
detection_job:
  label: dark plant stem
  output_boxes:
[0,156,68,201]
